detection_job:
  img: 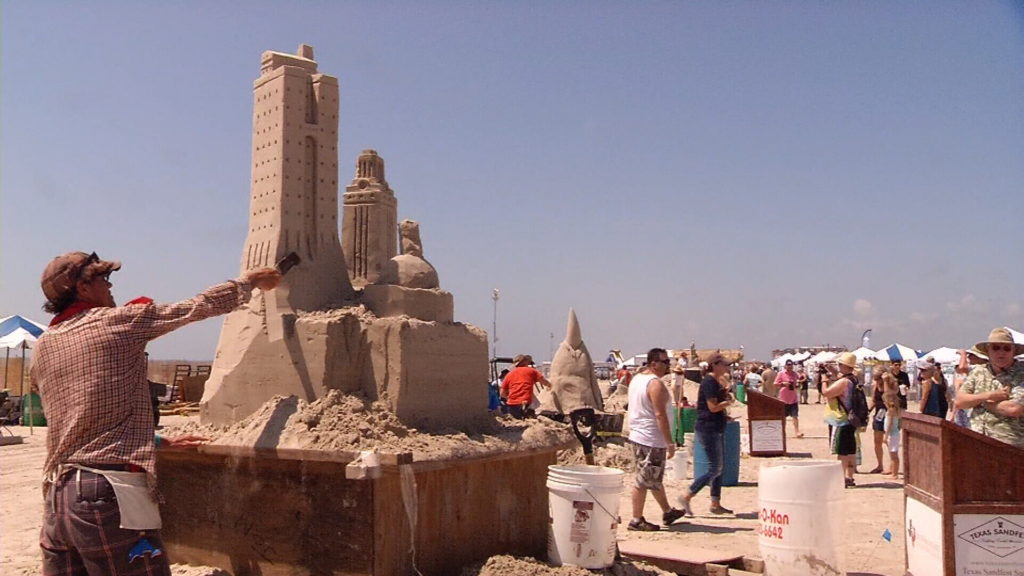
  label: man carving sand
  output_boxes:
[32,251,279,575]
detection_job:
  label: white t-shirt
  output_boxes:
[628,373,674,448]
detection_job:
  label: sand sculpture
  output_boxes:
[200,45,486,428]
[541,308,604,464]
[546,308,603,415]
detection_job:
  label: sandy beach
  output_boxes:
[1,401,905,575]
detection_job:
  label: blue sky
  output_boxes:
[3,1,1023,362]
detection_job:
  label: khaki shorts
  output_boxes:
[631,441,668,491]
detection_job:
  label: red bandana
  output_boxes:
[49,297,154,327]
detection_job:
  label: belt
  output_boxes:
[59,463,146,477]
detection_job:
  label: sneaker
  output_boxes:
[709,504,734,515]
[662,508,686,526]
[845,478,856,488]
[676,493,695,517]
[627,518,661,532]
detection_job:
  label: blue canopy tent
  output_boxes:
[872,343,920,363]
[0,315,47,393]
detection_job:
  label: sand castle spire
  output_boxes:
[565,307,582,349]
[343,149,397,288]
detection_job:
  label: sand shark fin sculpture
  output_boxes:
[548,308,604,414]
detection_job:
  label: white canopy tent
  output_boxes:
[772,351,812,368]
[0,315,47,393]
[922,347,961,365]
[873,343,919,363]
[807,351,838,364]
[851,347,875,362]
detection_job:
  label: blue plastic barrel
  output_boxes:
[692,420,740,486]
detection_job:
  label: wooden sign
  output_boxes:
[745,390,786,456]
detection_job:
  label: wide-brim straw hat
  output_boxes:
[836,352,857,368]
[966,345,988,360]
[974,328,1024,356]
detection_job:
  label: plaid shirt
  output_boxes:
[32,280,252,487]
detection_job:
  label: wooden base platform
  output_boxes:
[619,539,763,576]
[157,443,569,575]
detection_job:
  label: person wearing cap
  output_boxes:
[916,359,949,419]
[678,351,737,516]
[31,251,280,575]
[626,348,687,531]
[953,328,1024,448]
[775,359,804,438]
[889,361,910,410]
[822,352,861,487]
[499,354,551,419]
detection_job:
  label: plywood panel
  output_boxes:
[158,451,374,576]
[158,446,560,576]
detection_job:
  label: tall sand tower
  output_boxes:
[202,45,357,424]
[245,44,353,309]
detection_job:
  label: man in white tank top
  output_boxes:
[626,348,687,531]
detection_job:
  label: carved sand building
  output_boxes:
[343,149,397,288]
[201,45,485,427]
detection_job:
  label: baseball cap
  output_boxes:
[41,252,121,303]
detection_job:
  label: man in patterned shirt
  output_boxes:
[954,327,1024,448]
[32,251,280,575]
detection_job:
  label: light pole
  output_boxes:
[491,288,500,360]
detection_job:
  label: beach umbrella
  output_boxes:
[873,343,919,363]
[851,347,875,362]
[922,347,961,365]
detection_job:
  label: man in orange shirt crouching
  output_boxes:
[500,354,551,419]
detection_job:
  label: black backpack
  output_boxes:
[840,376,870,428]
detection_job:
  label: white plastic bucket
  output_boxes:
[668,450,688,481]
[547,464,624,569]
[758,460,844,576]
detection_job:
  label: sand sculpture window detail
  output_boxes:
[305,77,318,125]
[304,135,317,256]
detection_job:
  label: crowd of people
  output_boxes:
[578,330,1023,529]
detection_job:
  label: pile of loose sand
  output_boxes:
[557,438,636,470]
[164,389,575,461]
[460,555,674,576]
